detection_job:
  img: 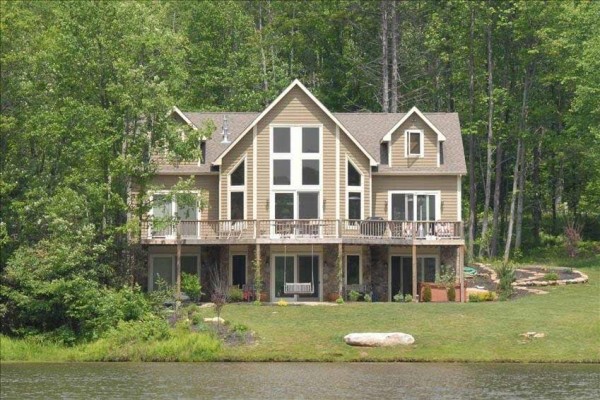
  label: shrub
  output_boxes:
[363,293,372,302]
[404,294,413,303]
[181,273,202,302]
[543,272,559,281]
[422,286,432,302]
[495,262,515,301]
[336,297,344,304]
[469,293,481,303]
[277,299,288,307]
[348,290,360,302]
[393,292,404,302]
[469,291,495,302]
[447,286,456,302]
[231,323,249,333]
[228,287,243,303]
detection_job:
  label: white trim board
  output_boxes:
[381,106,447,142]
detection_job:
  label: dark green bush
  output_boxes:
[447,286,456,302]
[543,272,559,281]
[422,286,432,302]
[495,262,515,301]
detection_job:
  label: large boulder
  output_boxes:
[344,332,415,347]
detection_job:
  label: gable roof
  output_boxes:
[212,79,378,167]
[162,81,466,175]
[334,112,465,174]
[381,106,447,142]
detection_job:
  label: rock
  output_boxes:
[200,303,215,308]
[203,317,225,324]
[533,332,545,338]
[520,331,545,339]
[344,332,415,347]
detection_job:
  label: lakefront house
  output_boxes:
[139,80,467,302]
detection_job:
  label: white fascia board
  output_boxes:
[171,106,199,130]
[381,106,447,143]
[213,79,378,167]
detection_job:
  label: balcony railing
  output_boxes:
[142,219,463,241]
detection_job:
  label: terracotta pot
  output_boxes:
[327,293,340,302]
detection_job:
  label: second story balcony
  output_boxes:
[140,219,464,246]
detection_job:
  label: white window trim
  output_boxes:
[387,190,441,221]
[345,156,363,227]
[149,190,201,239]
[405,129,424,158]
[229,253,248,287]
[344,254,362,285]
[269,125,323,220]
[148,254,200,291]
[228,155,247,220]
[387,254,440,301]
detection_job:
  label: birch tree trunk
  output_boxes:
[514,141,526,251]
[390,0,398,113]
[531,130,542,244]
[381,0,389,112]
[504,139,522,263]
[467,4,477,262]
[479,18,494,258]
[490,143,502,257]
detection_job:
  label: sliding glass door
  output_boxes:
[272,254,320,301]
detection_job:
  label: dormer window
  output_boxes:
[405,130,424,158]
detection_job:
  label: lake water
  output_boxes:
[1,362,599,399]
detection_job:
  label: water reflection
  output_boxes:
[1,362,599,399]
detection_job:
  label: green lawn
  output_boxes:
[2,256,598,363]
[206,258,600,363]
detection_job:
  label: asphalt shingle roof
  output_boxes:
[158,110,466,175]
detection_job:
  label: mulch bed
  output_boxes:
[465,265,497,291]
[515,266,580,281]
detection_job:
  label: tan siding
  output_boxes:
[372,175,458,221]
[148,175,219,221]
[220,130,253,220]
[339,130,371,219]
[390,115,438,168]
[256,86,337,220]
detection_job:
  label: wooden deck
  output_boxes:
[140,219,464,246]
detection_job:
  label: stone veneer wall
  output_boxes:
[370,245,390,301]
[322,244,340,299]
[440,246,458,273]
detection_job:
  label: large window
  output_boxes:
[151,193,198,237]
[271,126,321,221]
[150,255,199,291]
[230,159,245,220]
[347,160,362,221]
[406,130,423,157]
[390,192,438,221]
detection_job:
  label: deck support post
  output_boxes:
[255,243,261,301]
[458,245,465,303]
[176,224,181,307]
[412,243,417,301]
[338,243,343,298]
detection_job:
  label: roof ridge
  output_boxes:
[182,111,260,115]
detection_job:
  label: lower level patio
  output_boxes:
[143,243,465,303]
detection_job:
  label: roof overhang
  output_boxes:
[171,106,199,131]
[213,79,378,167]
[381,106,447,142]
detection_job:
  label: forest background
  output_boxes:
[1,0,598,342]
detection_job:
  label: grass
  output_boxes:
[204,253,599,363]
[2,252,598,363]
[1,326,220,362]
